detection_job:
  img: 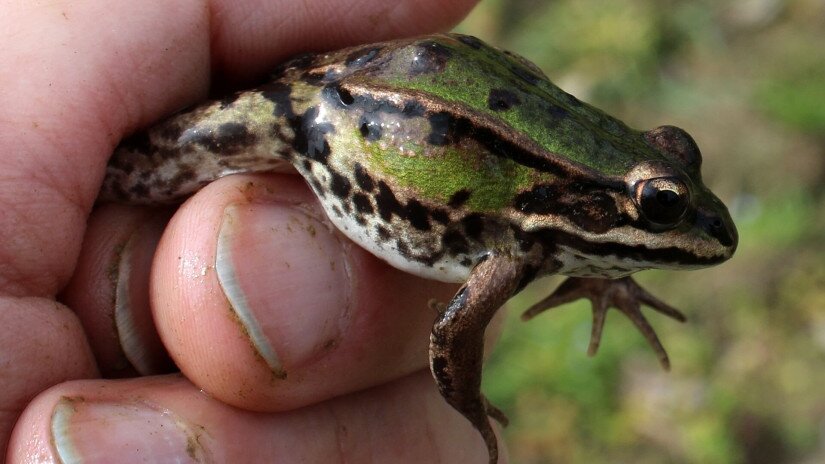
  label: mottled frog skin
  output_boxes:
[101,33,738,463]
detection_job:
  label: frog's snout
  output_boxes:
[697,207,738,259]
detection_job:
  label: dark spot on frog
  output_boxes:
[194,122,256,154]
[119,131,152,155]
[165,165,197,194]
[271,53,316,77]
[430,208,450,225]
[308,177,326,197]
[218,92,242,109]
[455,34,483,49]
[302,160,312,171]
[359,115,382,141]
[329,171,352,198]
[345,46,382,68]
[129,182,149,198]
[514,184,554,215]
[261,82,296,119]
[331,204,343,217]
[427,112,453,146]
[324,84,355,107]
[158,122,186,142]
[275,147,295,163]
[353,93,426,122]
[396,239,412,259]
[304,69,341,86]
[461,214,485,240]
[448,189,472,208]
[405,199,431,231]
[353,163,375,192]
[375,181,405,221]
[375,224,390,242]
[401,99,427,118]
[410,40,453,76]
[292,106,334,163]
[352,192,374,214]
[488,89,521,111]
[442,229,469,255]
[114,161,135,175]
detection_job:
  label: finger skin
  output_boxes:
[0,298,98,457]
[152,173,459,410]
[8,372,503,463]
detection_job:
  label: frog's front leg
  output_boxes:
[429,253,529,464]
[522,276,687,370]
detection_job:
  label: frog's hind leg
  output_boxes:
[429,253,526,464]
[102,89,296,204]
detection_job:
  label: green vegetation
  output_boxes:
[456,1,825,462]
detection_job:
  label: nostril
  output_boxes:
[698,212,735,247]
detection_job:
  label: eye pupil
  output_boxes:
[657,190,679,206]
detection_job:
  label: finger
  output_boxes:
[0,0,477,297]
[60,204,176,378]
[150,173,461,410]
[209,0,480,83]
[0,298,98,457]
[8,371,502,463]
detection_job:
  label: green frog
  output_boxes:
[101,33,738,463]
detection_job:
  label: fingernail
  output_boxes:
[216,203,351,376]
[114,217,175,376]
[51,397,210,463]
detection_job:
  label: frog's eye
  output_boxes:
[635,177,690,227]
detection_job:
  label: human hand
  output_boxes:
[1,1,507,461]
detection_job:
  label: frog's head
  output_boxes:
[622,125,738,269]
[512,123,737,276]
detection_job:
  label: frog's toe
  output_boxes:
[483,395,509,427]
[521,277,687,370]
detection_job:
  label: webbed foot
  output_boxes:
[522,276,686,370]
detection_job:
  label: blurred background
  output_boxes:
[454,1,825,462]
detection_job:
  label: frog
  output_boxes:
[100,33,738,464]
